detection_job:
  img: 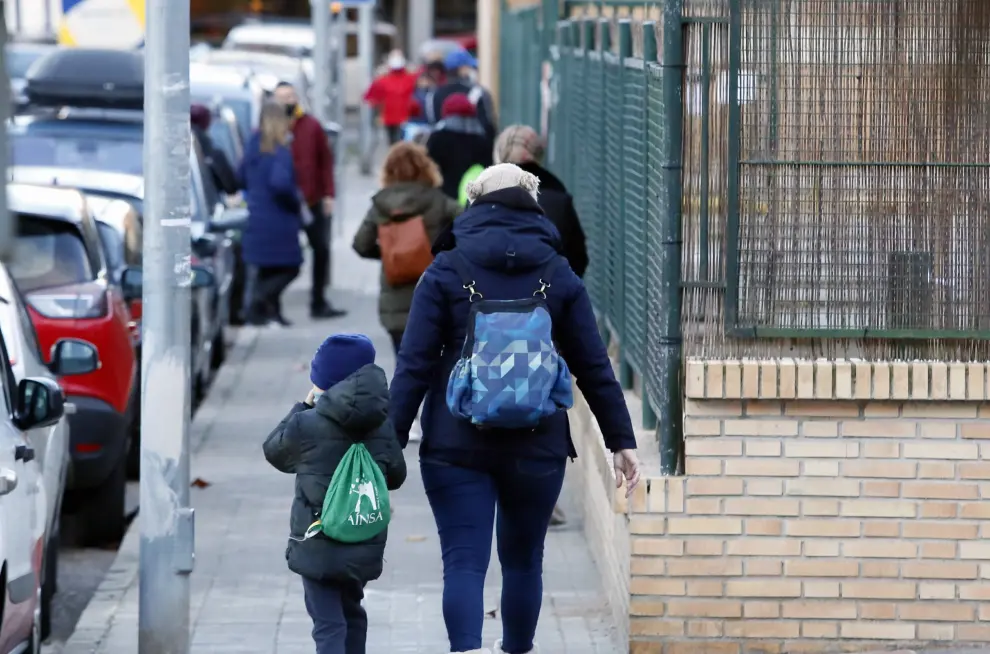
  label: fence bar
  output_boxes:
[615,19,634,391]
[140,0,194,651]
[641,21,658,431]
[657,0,684,475]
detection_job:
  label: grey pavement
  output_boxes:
[57,160,619,654]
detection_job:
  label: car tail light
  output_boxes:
[26,282,109,319]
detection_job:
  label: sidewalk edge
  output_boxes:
[60,326,261,653]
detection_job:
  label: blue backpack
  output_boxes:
[445,251,574,429]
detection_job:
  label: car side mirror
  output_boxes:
[121,266,143,301]
[14,377,66,431]
[191,265,215,289]
[49,338,101,376]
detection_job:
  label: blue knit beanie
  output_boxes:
[309,334,376,390]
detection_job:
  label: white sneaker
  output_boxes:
[408,419,423,443]
[494,641,538,654]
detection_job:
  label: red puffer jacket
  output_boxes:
[364,70,418,127]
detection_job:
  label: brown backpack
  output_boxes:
[378,211,434,286]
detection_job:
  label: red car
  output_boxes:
[8,184,137,546]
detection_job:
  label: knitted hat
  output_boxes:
[465,163,540,203]
[309,334,376,391]
[493,125,545,166]
[441,93,476,118]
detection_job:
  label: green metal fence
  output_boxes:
[498,0,990,468]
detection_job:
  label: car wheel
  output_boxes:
[210,328,227,370]
[40,527,58,641]
[79,454,127,546]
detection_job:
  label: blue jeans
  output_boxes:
[421,456,566,654]
[302,578,367,654]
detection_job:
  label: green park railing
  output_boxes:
[498,0,990,471]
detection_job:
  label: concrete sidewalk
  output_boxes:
[56,161,620,654]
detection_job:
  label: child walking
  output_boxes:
[264,334,407,654]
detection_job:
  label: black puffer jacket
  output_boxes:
[516,161,588,278]
[263,365,407,584]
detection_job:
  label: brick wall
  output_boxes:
[570,358,990,653]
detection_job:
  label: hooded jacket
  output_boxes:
[516,161,588,278]
[389,187,637,465]
[352,183,462,333]
[263,365,407,584]
[238,133,304,267]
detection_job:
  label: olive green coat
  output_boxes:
[352,183,460,333]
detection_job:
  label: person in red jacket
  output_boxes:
[272,81,346,320]
[363,51,418,145]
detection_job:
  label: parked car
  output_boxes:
[219,20,398,110]
[6,182,136,545]
[190,48,315,113]
[0,318,77,653]
[8,165,237,462]
[0,259,98,641]
[190,61,264,144]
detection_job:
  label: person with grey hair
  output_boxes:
[389,163,641,654]
[493,125,588,277]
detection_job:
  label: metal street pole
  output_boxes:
[0,11,11,262]
[358,1,374,175]
[312,0,331,126]
[330,6,346,238]
[140,0,195,652]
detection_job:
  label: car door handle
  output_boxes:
[14,445,34,463]
[0,468,17,496]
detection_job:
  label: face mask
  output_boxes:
[464,69,478,83]
[285,103,298,118]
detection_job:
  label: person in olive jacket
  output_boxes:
[352,142,461,356]
[263,334,406,654]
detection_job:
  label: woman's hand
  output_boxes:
[613,449,641,498]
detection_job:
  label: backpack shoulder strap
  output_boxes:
[446,250,484,302]
[535,256,564,297]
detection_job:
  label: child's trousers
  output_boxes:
[302,578,367,654]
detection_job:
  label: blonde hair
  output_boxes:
[259,101,290,153]
[380,142,443,188]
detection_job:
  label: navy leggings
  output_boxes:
[421,456,566,654]
[302,578,367,654]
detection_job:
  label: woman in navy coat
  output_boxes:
[389,163,641,654]
[240,101,305,326]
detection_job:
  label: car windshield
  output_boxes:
[9,133,143,175]
[192,96,253,141]
[9,215,95,293]
[6,48,47,79]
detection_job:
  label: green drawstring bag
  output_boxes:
[304,443,391,543]
[458,164,486,207]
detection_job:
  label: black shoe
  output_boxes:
[311,304,347,319]
[275,314,293,327]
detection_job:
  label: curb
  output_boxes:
[58,326,261,654]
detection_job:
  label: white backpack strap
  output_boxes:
[467,85,484,106]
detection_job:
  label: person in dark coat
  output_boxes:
[493,124,588,278]
[191,103,240,195]
[239,101,304,326]
[492,125,589,528]
[264,334,406,654]
[388,163,641,654]
[426,93,493,202]
[272,82,347,320]
[426,48,497,139]
[352,141,461,355]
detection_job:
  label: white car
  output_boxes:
[0,265,99,651]
[220,21,398,110]
[0,291,95,653]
